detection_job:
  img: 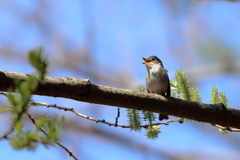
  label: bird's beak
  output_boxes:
[142,57,150,65]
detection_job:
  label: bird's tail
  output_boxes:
[159,114,169,121]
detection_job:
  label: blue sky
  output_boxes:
[1,1,240,160]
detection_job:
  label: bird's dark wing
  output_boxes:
[166,76,170,96]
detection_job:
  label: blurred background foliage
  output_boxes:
[1,0,240,160]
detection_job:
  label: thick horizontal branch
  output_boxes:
[0,71,240,129]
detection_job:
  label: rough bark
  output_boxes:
[0,71,239,129]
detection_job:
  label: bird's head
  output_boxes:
[142,56,163,68]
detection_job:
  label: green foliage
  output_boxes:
[126,86,160,137]
[218,128,230,134]
[138,85,146,92]
[172,69,192,122]
[127,109,141,131]
[128,69,231,139]
[145,125,161,140]
[9,115,64,151]
[6,46,47,122]
[15,121,23,136]
[170,89,177,98]
[210,86,230,108]
[126,86,144,131]
[43,115,64,144]
[219,92,230,108]
[0,107,12,113]
[189,87,201,102]
[141,111,156,127]
[142,111,161,139]
[10,131,39,151]
[1,46,65,151]
[8,92,21,108]
[169,80,177,88]
[35,115,47,132]
[210,86,219,104]
[28,46,47,80]
[179,118,186,123]
[175,69,191,100]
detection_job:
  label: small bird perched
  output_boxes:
[142,56,170,120]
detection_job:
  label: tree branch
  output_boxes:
[1,71,240,129]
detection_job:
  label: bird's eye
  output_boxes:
[152,58,155,61]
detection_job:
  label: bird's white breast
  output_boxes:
[146,64,168,95]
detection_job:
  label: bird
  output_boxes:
[142,56,170,120]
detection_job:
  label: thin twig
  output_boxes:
[114,108,120,127]
[3,92,240,133]
[27,113,78,160]
[30,101,182,128]
[213,124,240,132]
[35,101,240,132]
